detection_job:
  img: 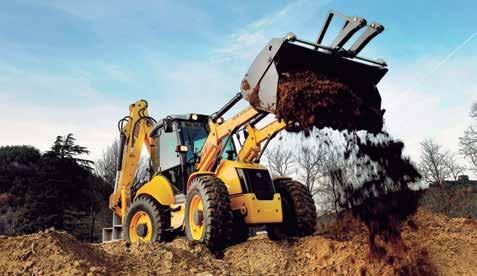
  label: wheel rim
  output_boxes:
[129,211,153,242]
[188,194,204,240]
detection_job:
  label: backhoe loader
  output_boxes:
[102,10,388,250]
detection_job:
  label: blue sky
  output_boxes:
[0,0,476,171]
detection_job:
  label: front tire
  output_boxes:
[123,196,171,242]
[266,179,317,240]
[185,175,233,250]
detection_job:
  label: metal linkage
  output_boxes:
[288,34,387,67]
[348,22,384,57]
[210,92,243,122]
[309,10,387,67]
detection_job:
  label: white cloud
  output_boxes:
[211,0,332,64]
[212,31,269,63]
[44,0,211,37]
[158,61,242,115]
[102,64,134,82]
[380,52,477,176]
[0,101,121,161]
[0,64,99,101]
[0,66,125,161]
[1,1,474,181]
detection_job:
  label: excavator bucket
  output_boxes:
[241,11,389,132]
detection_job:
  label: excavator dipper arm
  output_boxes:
[108,100,157,220]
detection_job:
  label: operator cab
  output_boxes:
[150,113,236,194]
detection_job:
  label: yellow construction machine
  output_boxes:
[102,10,388,250]
[102,98,316,249]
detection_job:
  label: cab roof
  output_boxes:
[150,113,209,137]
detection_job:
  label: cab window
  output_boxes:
[158,125,182,191]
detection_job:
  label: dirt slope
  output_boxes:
[0,211,475,275]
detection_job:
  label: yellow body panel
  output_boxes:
[216,159,268,194]
[186,171,215,192]
[230,193,282,224]
[135,175,176,206]
[215,160,283,224]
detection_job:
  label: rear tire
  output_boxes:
[266,179,317,240]
[185,175,233,250]
[123,196,171,242]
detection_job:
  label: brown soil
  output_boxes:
[276,70,384,134]
[1,211,475,275]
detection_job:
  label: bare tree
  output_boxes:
[0,193,16,235]
[419,138,475,218]
[314,170,343,214]
[264,144,295,176]
[445,153,466,181]
[418,139,451,185]
[296,143,325,196]
[96,139,151,188]
[133,157,153,186]
[459,102,477,172]
[95,139,120,187]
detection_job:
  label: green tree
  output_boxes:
[0,136,112,241]
[49,133,94,170]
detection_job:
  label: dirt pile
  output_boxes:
[0,229,109,275]
[0,230,228,275]
[275,70,384,134]
[1,211,475,275]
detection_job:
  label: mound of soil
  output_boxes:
[275,70,384,134]
[1,211,475,275]
[0,229,110,275]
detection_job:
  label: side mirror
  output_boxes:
[163,119,173,133]
[175,145,189,154]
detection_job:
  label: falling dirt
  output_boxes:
[1,211,475,275]
[276,70,385,134]
[273,69,424,257]
[314,130,423,256]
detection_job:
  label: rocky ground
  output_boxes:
[0,210,475,275]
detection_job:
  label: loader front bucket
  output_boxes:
[241,36,388,133]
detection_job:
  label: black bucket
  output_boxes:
[241,38,388,114]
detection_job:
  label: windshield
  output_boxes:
[180,121,208,159]
[179,121,235,162]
